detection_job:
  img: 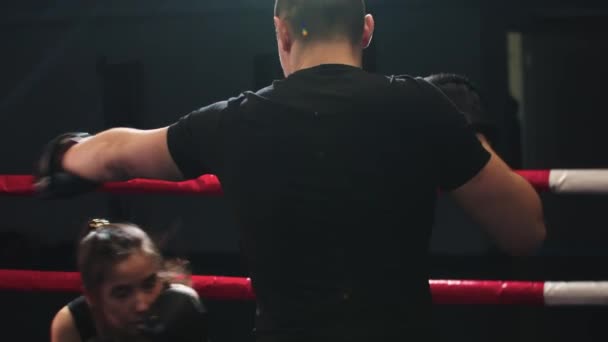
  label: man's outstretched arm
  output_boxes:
[62,127,183,182]
[450,150,546,256]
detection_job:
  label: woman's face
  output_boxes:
[92,251,164,334]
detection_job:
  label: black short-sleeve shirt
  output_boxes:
[167,64,489,341]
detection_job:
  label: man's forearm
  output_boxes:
[477,132,546,254]
[62,128,133,182]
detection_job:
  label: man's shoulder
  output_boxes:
[387,74,453,107]
[185,93,249,119]
[388,74,431,89]
[253,84,275,97]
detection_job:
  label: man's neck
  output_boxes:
[289,40,363,75]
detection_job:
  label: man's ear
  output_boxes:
[362,14,375,48]
[274,16,293,52]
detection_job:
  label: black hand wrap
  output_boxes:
[34,132,100,198]
[139,285,208,342]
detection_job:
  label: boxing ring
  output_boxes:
[1,169,608,307]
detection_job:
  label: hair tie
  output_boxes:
[88,218,111,230]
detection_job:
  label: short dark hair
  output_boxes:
[274,0,366,45]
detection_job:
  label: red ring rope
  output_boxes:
[0,171,554,196]
[0,269,561,305]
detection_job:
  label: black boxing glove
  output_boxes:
[34,132,100,198]
[423,74,499,145]
[139,284,208,342]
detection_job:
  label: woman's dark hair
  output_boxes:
[77,219,169,291]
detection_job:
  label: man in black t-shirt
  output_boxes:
[36,1,546,341]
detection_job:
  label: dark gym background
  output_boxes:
[1,0,608,340]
